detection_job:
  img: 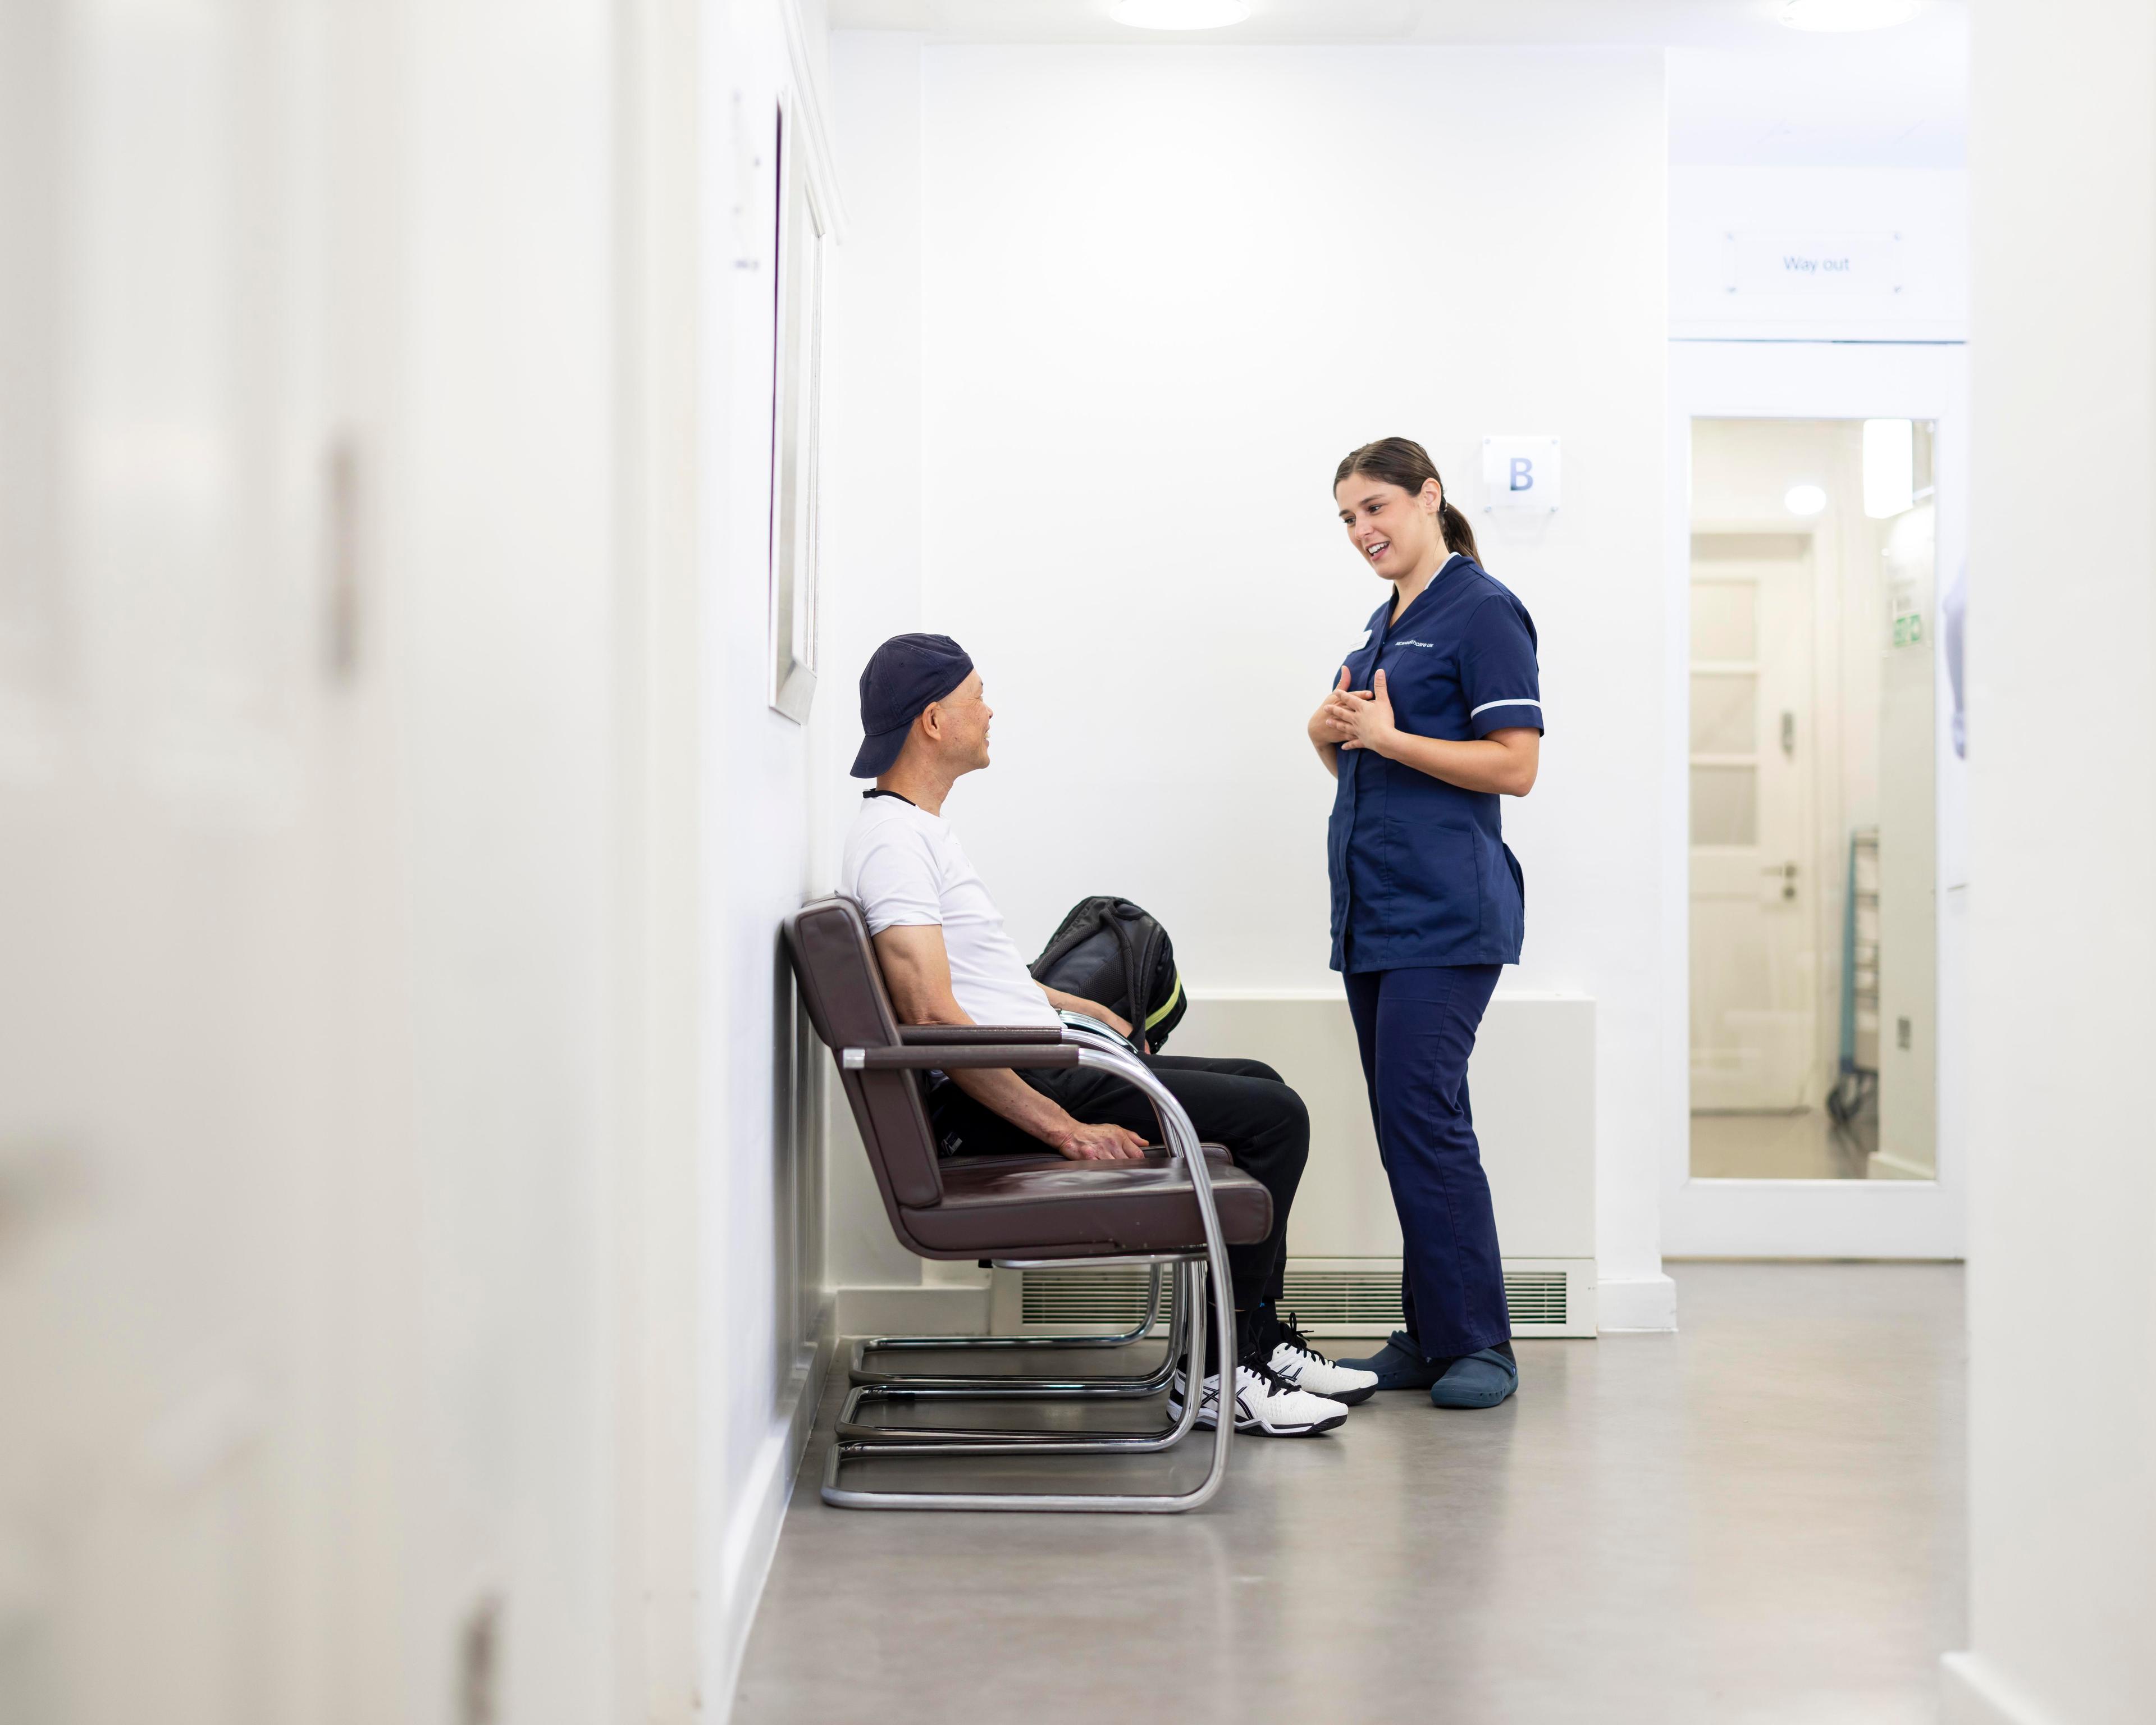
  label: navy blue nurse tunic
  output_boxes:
[1326,553,1543,1362]
[1328,553,1542,972]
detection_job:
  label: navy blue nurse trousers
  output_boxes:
[1344,964,1511,1359]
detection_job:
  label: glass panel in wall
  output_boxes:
[1691,672,1758,754]
[1690,580,1758,663]
[1690,764,1758,846]
[1687,419,1938,1181]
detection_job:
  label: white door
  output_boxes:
[1,4,667,1719]
[0,7,336,1719]
[1689,536,1817,1112]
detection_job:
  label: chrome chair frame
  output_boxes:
[846,1020,1191,1398]
[835,1254,1199,1438]
[847,1257,1182,1398]
[821,1041,1237,1514]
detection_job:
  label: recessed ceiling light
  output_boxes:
[1784,484,1828,517]
[1110,0,1251,30]
[1779,0,1921,31]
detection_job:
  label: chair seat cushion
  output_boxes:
[900,1152,1271,1257]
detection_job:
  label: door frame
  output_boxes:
[1662,340,1968,1258]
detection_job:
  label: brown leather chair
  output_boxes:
[784,895,1267,1513]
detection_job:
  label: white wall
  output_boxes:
[816,31,933,1299]
[823,42,1671,1318]
[1666,33,1966,172]
[396,3,622,1715]
[696,1,843,1711]
[1944,1,2156,1719]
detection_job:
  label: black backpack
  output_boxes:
[1029,897,1187,1052]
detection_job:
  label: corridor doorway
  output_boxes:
[1662,337,1965,1259]
[1688,417,1938,1183]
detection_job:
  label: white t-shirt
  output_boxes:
[841,793,1061,1030]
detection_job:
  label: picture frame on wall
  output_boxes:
[768,98,826,724]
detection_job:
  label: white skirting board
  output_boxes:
[708,1299,835,1725]
[1595,1271,1678,1332]
[833,1282,992,1339]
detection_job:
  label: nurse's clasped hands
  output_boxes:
[1315,665,1398,754]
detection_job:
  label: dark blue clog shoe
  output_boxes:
[1428,1347,1519,1409]
[1333,1330,1446,1391]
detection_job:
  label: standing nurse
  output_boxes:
[1311,438,1543,1410]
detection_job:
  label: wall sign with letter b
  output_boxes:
[1481,435,1562,513]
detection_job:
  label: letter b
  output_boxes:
[1509,456,1534,492]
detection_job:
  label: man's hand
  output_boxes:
[1048,1120,1150,1162]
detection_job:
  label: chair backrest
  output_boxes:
[782,896,945,1212]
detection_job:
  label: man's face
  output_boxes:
[925,670,993,772]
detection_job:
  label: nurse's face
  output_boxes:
[1335,474,1444,583]
[926,670,994,772]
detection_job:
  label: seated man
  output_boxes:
[839,632,1378,1436]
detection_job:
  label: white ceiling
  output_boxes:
[827,0,1968,166]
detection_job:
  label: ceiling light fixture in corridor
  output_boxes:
[1110,0,1251,29]
[1779,0,1922,30]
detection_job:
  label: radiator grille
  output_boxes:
[1501,1271,1570,1326]
[1017,1266,1573,1332]
[1018,1266,1166,1329]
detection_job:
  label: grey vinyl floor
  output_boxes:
[733,1263,1966,1725]
[1689,1110,1929,1182]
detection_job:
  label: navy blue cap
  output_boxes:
[851,633,975,778]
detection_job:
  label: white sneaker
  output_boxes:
[1169,1363,1349,1438]
[1264,1313,1380,1406]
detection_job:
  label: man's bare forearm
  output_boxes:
[871,921,1139,1157]
[948,1065,1080,1146]
[1039,985,1129,1035]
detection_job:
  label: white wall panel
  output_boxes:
[816,31,934,1298]
[1173,992,1596,1262]
[1946,1,2156,1719]
[903,43,1670,1306]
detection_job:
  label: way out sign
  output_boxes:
[1481,435,1561,513]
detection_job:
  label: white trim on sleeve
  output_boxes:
[1469,697,1543,718]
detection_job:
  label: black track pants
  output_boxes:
[925,1053,1310,1311]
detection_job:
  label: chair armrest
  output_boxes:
[842,1044,1084,1072]
[897,1024,1066,1047]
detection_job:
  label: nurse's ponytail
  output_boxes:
[1436,494,1481,565]
[1334,437,1482,566]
